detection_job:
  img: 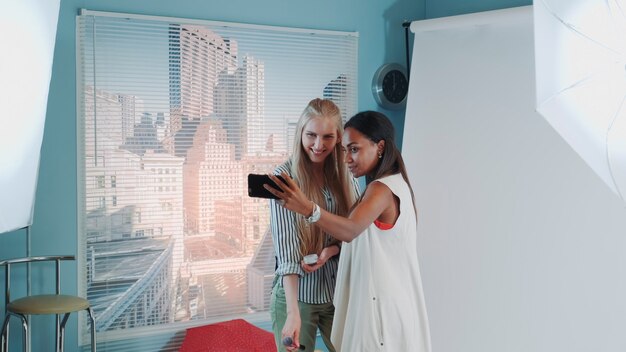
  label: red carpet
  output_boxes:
[179,319,277,352]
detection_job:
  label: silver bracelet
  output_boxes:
[304,202,321,224]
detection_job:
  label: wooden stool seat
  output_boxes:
[8,295,91,315]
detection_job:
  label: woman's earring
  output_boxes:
[378,151,382,159]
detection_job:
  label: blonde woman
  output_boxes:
[270,98,358,352]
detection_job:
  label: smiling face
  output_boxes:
[301,116,339,164]
[342,127,384,178]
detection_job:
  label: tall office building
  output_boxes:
[118,94,144,144]
[214,55,265,159]
[166,25,238,157]
[285,118,298,155]
[183,120,242,235]
[323,74,351,121]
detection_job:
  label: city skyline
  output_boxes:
[81,21,353,332]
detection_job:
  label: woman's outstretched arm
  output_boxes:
[267,173,393,242]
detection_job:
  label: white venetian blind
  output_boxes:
[76,10,357,351]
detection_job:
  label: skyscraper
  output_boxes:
[166,25,239,157]
[214,55,265,159]
[323,74,350,121]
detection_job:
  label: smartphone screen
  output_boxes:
[247,174,285,199]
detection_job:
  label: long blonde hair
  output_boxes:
[291,98,357,256]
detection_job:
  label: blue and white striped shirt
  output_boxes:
[270,159,358,304]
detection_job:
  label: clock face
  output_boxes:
[372,63,408,110]
[382,69,409,104]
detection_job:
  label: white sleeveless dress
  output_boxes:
[331,173,431,352]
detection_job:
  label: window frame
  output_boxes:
[76,9,358,349]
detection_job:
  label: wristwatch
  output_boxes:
[305,202,321,224]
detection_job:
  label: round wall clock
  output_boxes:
[371,63,409,110]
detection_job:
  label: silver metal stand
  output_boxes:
[2,226,30,352]
[25,226,31,350]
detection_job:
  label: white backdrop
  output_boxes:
[404,6,626,352]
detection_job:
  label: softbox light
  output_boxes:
[534,0,626,201]
[0,0,61,233]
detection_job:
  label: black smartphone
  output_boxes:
[247,174,286,199]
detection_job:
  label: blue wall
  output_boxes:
[0,0,531,350]
[425,0,530,18]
